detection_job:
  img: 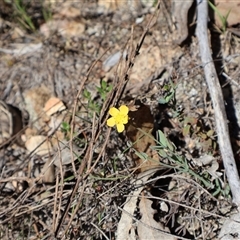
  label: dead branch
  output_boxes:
[196,0,240,206]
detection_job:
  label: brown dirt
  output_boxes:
[0,0,240,239]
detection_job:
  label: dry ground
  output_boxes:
[0,0,240,239]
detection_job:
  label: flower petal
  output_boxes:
[107,117,116,127]
[122,115,128,124]
[109,107,119,117]
[116,123,124,133]
[119,105,129,115]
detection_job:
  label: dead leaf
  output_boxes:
[103,51,126,72]
[138,192,176,240]
[116,169,158,240]
[41,158,55,184]
[25,135,52,156]
[44,97,66,116]
[126,101,160,172]
[21,127,38,143]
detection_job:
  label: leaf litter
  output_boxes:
[0,0,240,239]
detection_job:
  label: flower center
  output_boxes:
[115,114,127,124]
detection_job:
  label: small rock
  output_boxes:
[25,135,52,156]
[44,97,66,116]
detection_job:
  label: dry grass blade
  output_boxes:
[2,0,238,238]
[54,62,102,237]
[55,2,163,237]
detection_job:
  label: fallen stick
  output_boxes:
[196,0,240,206]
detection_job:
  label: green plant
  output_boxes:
[208,1,231,33]
[12,0,36,32]
[83,80,113,116]
[158,80,182,118]
[61,121,71,134]
[153,130,211,186]
[158,80,177,105]
[42,1,52,23]
[213,178,231,198]
[83,89,101,114]
[97,80,113,101]
[136,129,228,198]
[10,0,52,32]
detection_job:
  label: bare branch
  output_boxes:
[196,0,240,206]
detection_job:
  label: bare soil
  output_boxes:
[0,1,240,239]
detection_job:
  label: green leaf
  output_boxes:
[158,130,174,151]
[158,98,167,104]
[158,149,167,158]
[101,80,107,89]
[158,130,168,148]
[166,138,174,152]
[165,90,175,103]
[208,1,231,32]
[61,122,70,131]
[134,151,149,160]
[83,89,91,99]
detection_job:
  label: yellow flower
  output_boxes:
[107,105,129,133]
